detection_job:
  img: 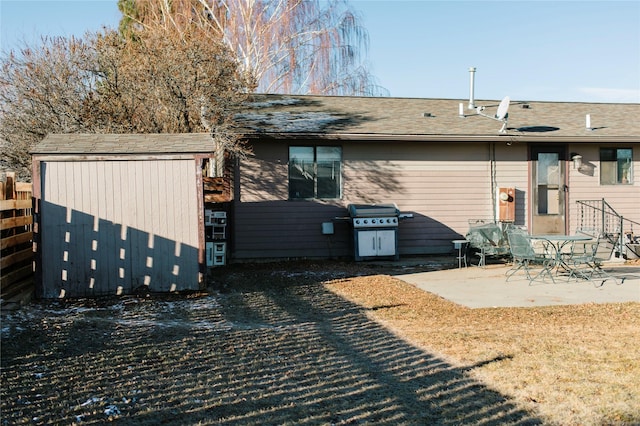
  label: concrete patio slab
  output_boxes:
[393,264,640,309]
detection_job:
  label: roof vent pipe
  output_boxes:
[468,67,476,110]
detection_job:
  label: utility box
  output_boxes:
[498,187,516,222]
[205,210,227,266]
[206,241,227,266]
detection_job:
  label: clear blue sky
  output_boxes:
[1,0,639,103]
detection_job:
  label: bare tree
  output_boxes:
[118,0,387,96]
[0,28,252,178]
[0,36,97,177]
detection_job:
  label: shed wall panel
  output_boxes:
[39,160,200,298]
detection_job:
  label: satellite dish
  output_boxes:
[471,95,511,133]
[495,96,510,120]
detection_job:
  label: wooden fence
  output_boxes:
[1,172,34,308]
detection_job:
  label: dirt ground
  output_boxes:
[1,258,638,425]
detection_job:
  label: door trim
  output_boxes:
[529,145,569,235]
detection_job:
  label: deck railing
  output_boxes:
[576,199,639,259]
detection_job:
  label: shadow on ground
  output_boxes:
[1,261,542,425]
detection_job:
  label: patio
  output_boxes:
[393,261,640,308]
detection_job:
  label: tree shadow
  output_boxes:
[1,268,542,424]
[34,199,201,298]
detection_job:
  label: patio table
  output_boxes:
[530,234,593,275]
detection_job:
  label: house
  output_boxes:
[230,94,639,261]
[31,95,640,297]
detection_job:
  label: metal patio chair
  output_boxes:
[565,233,625,287]
[506,228,558,284]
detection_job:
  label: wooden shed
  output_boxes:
[31,133,215,298]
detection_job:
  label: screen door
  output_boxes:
[531,146,567,235]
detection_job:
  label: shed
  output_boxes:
[31,133,215,298]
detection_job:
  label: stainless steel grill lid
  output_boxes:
[347,203,399,218]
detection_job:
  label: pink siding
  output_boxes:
[494,145,530,228]
[343,143,492,254]
[234,141,513,259]
[233,140,638,261]
[567,144,640,234]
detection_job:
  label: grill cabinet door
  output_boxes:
[376,230,396,256]
[356,229,396,257]
[357,230,378,257]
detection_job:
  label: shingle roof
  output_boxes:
[32,133,215,154]
[237,94,640,142]
[32,95,640,155]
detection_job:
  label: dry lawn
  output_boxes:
[326,273,640,425]
[1,259,638,425]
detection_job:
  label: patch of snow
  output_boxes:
[245,98,301,108]
[236,111,342,132]
[80,397,103,407]
[104,405,120,417]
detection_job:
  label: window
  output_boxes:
[600,148,633,185]
[289,146,342,199]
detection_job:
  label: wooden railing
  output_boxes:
[1,172,34,308]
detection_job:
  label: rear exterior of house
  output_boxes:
[29,96,640,298]
[230,95,640,261]
[31,134,215,298]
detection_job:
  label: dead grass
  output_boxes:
[1,259,638,425]
[325,273,640,425]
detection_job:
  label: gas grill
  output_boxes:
[347,204,401,261]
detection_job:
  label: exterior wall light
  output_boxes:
[571,153,583,169]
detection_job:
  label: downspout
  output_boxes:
[491,142,497,223]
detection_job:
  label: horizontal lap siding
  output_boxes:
[567,144,640,234]
[344,143,493,254]
[235,141,526,259]
[39,160,200,297]
[235,140,349,259]
[233,201,350,259]
[494,144,530,228]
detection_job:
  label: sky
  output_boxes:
[1,0,639,104]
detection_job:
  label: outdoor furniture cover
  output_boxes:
[465,221,511,266]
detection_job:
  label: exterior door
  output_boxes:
[530,146,567,235]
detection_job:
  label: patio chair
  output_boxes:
[565,233,625,287]
[505,228,558,284]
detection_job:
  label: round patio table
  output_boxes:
[530,234,593,273]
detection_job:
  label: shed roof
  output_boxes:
[237,94,640,142]
[32,133,214,155]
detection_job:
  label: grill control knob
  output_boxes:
[372,219,377,224]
